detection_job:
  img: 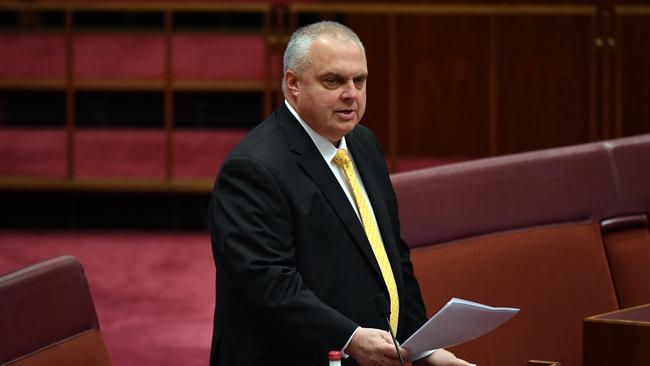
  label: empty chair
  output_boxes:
[0,255,111,366]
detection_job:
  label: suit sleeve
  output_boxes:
[210,155,359,355]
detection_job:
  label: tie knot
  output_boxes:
[333,149,352,168]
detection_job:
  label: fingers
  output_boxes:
[377,329,410,361]
[425,348,476,366]
[449,354,475,366]
[399,346,412,361]
[347,327,404,366]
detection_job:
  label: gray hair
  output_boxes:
[282,21,365,94]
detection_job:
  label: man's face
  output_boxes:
[286,36,368,144]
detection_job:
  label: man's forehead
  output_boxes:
[311,35,364,54]
[308,38,366,72]
[314,34,350,44]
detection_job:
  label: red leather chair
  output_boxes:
[391,134,650,366]
[0,255,112,366]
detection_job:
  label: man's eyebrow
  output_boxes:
[319,71,342,78]
[318,71,367,79]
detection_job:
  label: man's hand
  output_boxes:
[413,348,476,366]
[346,327,411,366]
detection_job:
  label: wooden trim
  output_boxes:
[488,14,498,156]
[613,9,624,138]
[586,303,650,324]
[600,9,613,139]
[71,29,165,35]
[74,80,166,91]
[0,1,271,13]
[288,3,595,16]
[71,3,270,13]
[605,10,618,138]
[172,80,267,91]
[585,317,650,327]
[67,80,268,92]
[487,5,595,16]
[288,6,297,34]
[387,14,398,172]
[167,30,269,37]
[8,330,111,366]
[164,9,174,181]
[589,9,598,141]
[65,8,75,181]
[272,5,287,108]
[584,305,650,366]
[0,79,66,90]
[615,5,650,16]
[262,7,272,117]
[0,176,213,194]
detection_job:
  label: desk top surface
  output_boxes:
[587,304,650,324]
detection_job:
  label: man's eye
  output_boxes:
[323,78,339,87]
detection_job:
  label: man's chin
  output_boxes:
[338,121,359,134]
[334,116,359,126]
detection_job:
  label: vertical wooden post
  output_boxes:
[164,9,174,182]
[387,14,398,172]
[65,7,75,181]
[488,14,498,156]
[589,11,599,141]
[274,5,287,107]
[600,9,612,140]
[19,7,38,30]
[613,8,623,138]
[263,6,272,117]
[288,6,296,36]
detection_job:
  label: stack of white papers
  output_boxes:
[403,298,519,359]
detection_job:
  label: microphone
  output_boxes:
[374,294,405,366]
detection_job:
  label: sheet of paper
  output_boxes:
[402,298,519,359]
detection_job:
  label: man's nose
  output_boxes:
[341,80,359,99]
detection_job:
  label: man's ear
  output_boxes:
[285,70,300,97]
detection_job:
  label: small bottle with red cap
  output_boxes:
[328,350,342,366]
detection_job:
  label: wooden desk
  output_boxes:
[583,304,650,366]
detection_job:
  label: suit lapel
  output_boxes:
[277,106,380,277]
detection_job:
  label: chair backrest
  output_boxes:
[0,255,112,366]
[391,134,650,366]
[600,135,650,308]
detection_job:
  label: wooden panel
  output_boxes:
[497,14,595,154]
[172,34,268,81]
[616,12,650,137]
[0,33,66,79]
[394,14,490,158]
[74,129,166,179]
[8,330,112,366]
[336,0,596,4]
[346,14,391,152]
[0,128,67,178]
[584,304,650,366]
[73,34,165,80]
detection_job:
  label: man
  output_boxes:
[209,21,474,366]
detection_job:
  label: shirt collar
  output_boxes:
[285,99,349,163]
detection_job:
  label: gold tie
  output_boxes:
[333,149,399,333]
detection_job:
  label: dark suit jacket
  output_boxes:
[209,104,427,366]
